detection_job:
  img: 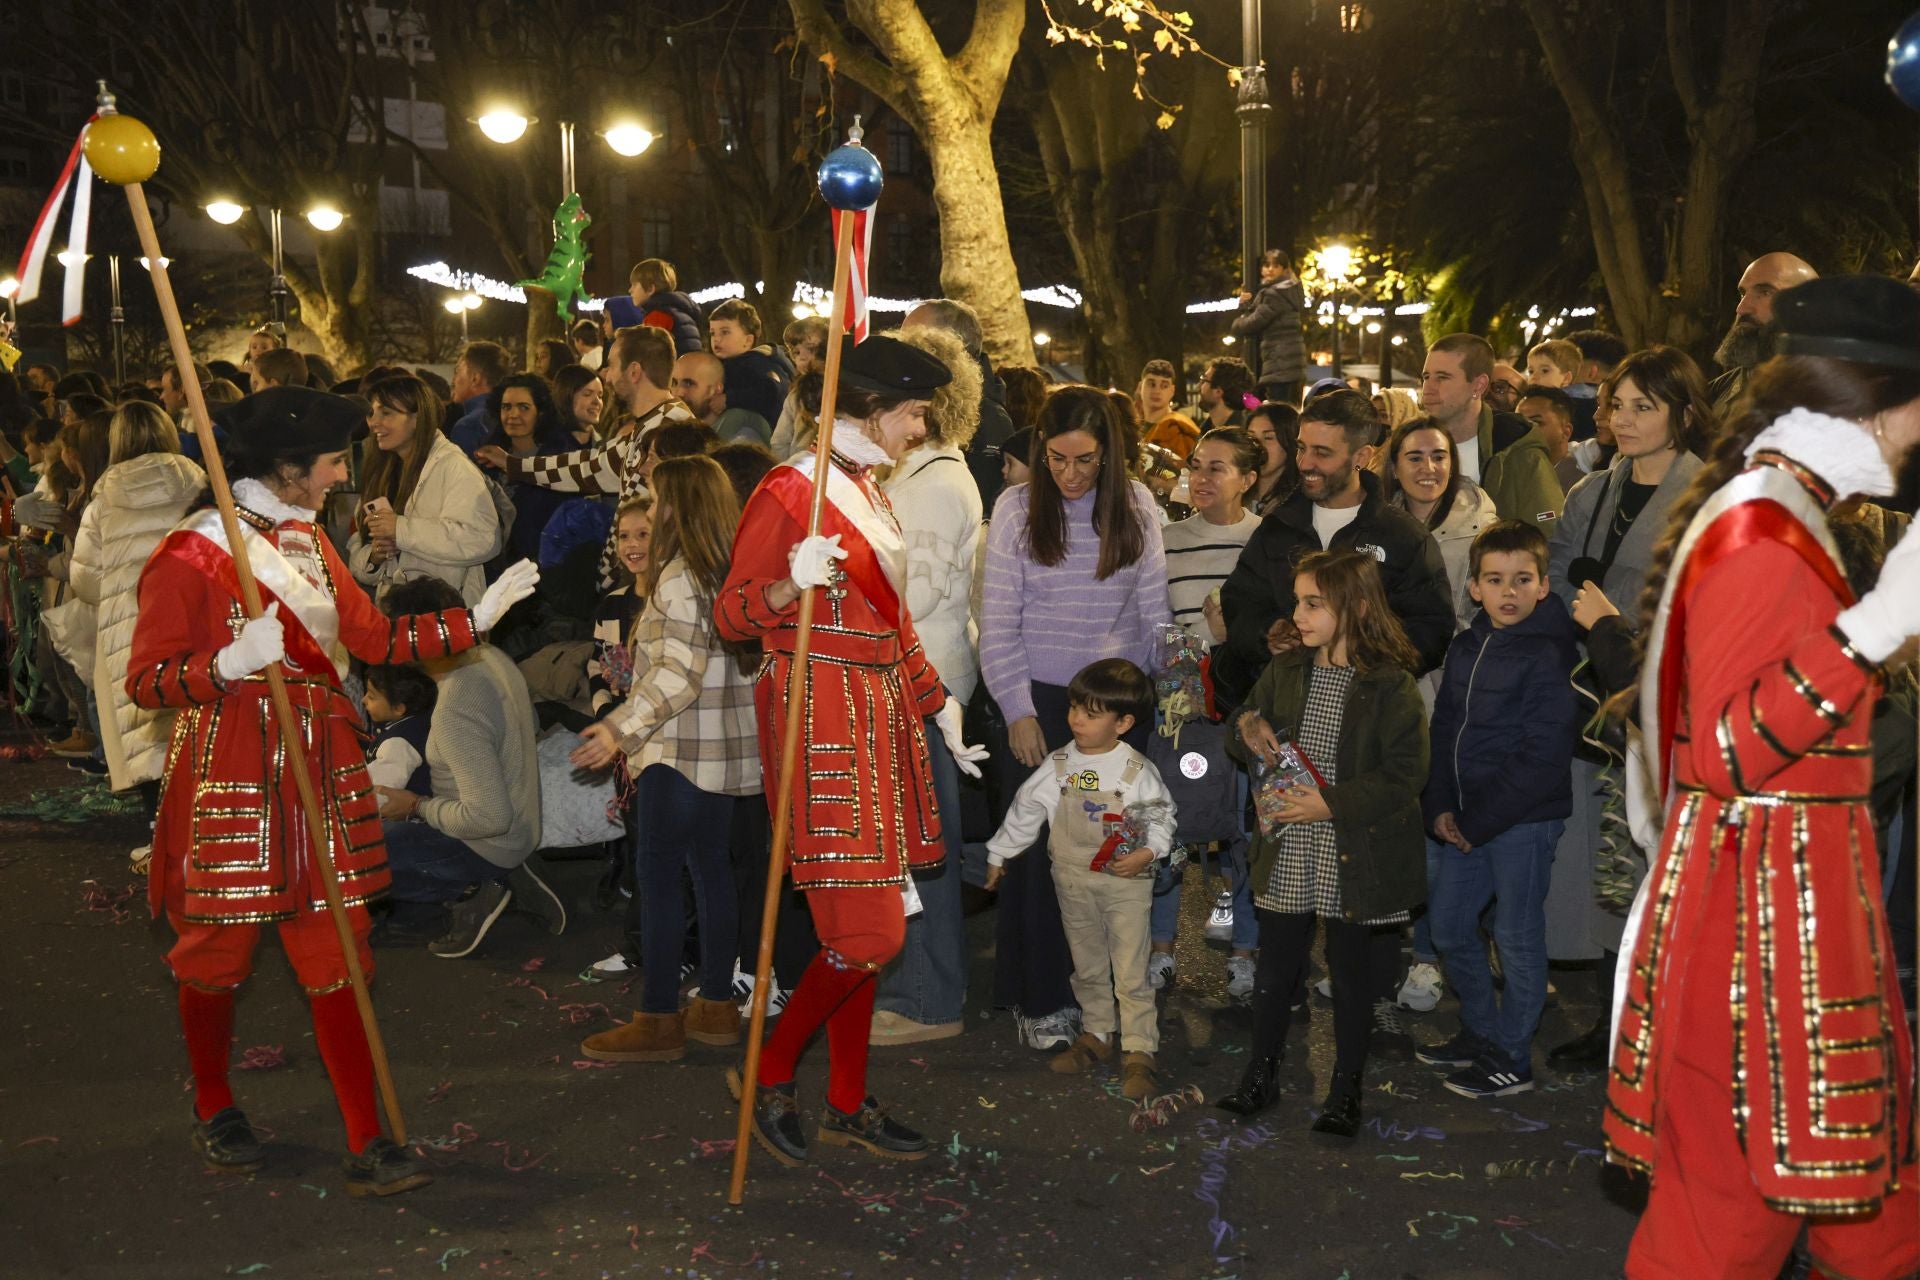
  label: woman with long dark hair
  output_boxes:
[551,364,607,445]
[483,374,573,565]
[1383,417,1499,633]
[1603,278,1920,1276]
[348,375,503,605]
[1245,400,1299,515]
[980,384,1170,1050]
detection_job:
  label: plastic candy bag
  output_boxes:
[1089,797,1175,872]
[1151,623,1207,745]
[1250,736,1326,839]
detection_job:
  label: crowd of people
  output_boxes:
[1,249,1917,1270]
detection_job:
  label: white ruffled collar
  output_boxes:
[232,476,318,524]
[829,417,891,470]
[1744,407,1894,501]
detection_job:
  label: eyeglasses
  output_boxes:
[1045,451,1102,473]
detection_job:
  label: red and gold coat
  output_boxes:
[127,503,477,925]
[1606,455,1914,1215]
[716,450,946,889]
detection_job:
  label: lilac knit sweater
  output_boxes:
[980,481,1171,724]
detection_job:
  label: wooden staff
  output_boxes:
[728,207,859,1206]
[122,184,409,1146]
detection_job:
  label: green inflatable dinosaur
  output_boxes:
[516,192,593,322]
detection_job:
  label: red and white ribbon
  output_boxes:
[14,119,96,326]
[829,205,875,343]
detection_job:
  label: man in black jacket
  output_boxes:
[1216,390,1453,709]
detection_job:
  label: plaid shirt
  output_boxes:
[605,557,761,796]
[503,398,697,588]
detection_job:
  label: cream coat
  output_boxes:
[347,432,506,605]
[69,452,207,789]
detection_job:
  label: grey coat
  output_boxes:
[1230,278,1307,386]
[1548,451,1705,621]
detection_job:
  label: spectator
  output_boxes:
[478,326,696,590]
[1193,358,1253,430]
[349,374,504,606]
[1709,251,1818,418]
[981,385,1170,1052]
[1245,400,1299,515]
[871,323,985,1046]
[709,441,777,507]
[445,340,512,455]
[570,456,759,1062]
[1419,333,1563,530]
[249,347,308,392]
[1218,549,1428,1134]
[1524,339,1581,389]
[1216,389,1453,711]
[158,362,211,421]
[361,662,437,796]
[1515,384,1584,492]
[1135,359,1177,425]
[483,374,574,565]
[1542,345,1712,1070]
[24,362,59,399]
[1382,417,1500,636]
[1564,328,1628,442]
[1000,425,1035,488]
[533,338,575,380]
[303,354,340,391]
[608,258,702,354]
[201,379,244,408]
[904,297,1014,513]
[635,422,716,492]
[670,352,725,426]
[372,573,558,957]
[1003,365,1050,431]
[1417,521,1579,1099]
[244,326,283,369]
[206,359,248,393]
[570,317,605,372]
[709,300,793,442]
[1143,413,1201,464]
[551,364,607,445]
[1232,250,1308,405]
[1489,362,1527,415]
[769,315,826,457]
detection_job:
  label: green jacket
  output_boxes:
[1228,648,1430,921]
[1477,405,1565,532]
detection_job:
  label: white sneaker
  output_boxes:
[1313,976,1332,999]
[1226,955,1255,999]
[732,964,787,1018]
[1147,951,1176,990]
[1021,1008,1079,1051]
[1204,890,1234,943]
[583,951,635,982]
[128,844,152,876]
[1398,961,1444,1013]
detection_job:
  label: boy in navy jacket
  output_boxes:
[1414,521,1578,1098]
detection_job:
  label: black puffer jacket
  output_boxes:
[966,354,1015,511]
[1230,277,1307,387]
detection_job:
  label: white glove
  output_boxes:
[215,604,285,682]
[787,533,847,590]
[934,695,990,779]
[474,559,541,633]
[12,491,60,529]
[1835,521,1920,663]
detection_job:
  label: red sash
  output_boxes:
[760,461,904,630]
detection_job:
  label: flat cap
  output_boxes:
[1774,275,1920,373]
[217,386,363,460]
[840,334,951,398]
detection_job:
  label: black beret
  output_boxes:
[216,386,363,459]
[1773,275,1920,373]
[840,334,952,398]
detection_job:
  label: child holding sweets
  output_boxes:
[986,658,1176,1101]
[587,495,653,721]
[1218,549,1429,1139]
[1416,521,1577,1098]
[362,663,438,796]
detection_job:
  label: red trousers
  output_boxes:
[166,906,374,994]
[1628,851,1918,1280]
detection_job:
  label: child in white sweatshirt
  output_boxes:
[987,658,1175,1100]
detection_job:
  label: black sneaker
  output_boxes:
[1444,1051,1536,1099]
[1414,1029,1488,1069]
[727,1067,807,1167]
[816,1096,930,1161]
[428,881,512,959]
[192,1106,263,1172]
[508,859,567,935]
[1369,999,1415,1059]
[343,1136,433,1197]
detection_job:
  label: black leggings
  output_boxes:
[1250,909,1372,1076]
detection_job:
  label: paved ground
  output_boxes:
[3,757,1643,1279]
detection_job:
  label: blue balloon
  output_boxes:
[1890,7,1920,111]
[817,144,884,211]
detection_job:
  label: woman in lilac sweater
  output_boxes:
[980,385,1170,1050]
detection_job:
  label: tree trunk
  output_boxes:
[286,228,377,373]
[523,287,566,359]
[920,119,1034,365]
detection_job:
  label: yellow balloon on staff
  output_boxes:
[84,113,160,185]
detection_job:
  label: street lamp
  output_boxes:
[0,275,17,326]
[304,204,346,233]
[475,107,654,199]
[600,122,654,158]
[1319,242,1355,376]
[204,199,246,225]
[445,291,481,341]
[1235,0,1271,293]
[476,108,532,145]
[200,200,343,327]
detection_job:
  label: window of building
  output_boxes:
[886,118,914,176]
[886,217,914,277]
[1,72,25,111]
[0,147,31,182]
[640,205,672,259]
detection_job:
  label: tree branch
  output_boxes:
[953,0,1027,110]
[787,0,909,115]
[1665,0,1702,121]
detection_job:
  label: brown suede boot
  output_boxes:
[580,1011,685,1063]
[1049,1032,1114,1075]
[684,996,742,1046]
[1120,1051,1158,1101]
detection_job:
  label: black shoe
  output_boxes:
[1310,1072,1363,1142]
[1547,1019,1608,1071]
[727,1066,807,1167]
[1215,1055,1282,1117]
[192,1106,263,1172]
[342,1136,433,1198]
[66,757,109,777]
[1369,999,1414,1060]
[816,1096,930,1161]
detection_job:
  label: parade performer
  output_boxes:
[716,335,987,1165]
[1605,276,1920,1278]
[126,388,538,1195]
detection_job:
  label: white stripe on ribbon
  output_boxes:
[61,155,93,326]
[830,205,875,342]
[15,128,88,305]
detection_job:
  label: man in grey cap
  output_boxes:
[904,298,1014,509]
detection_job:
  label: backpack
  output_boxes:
[1145,715,1240,843]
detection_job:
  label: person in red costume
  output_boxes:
[717,335,988,1165]
[1606,276,1920,1278]
[127,387,539,1196]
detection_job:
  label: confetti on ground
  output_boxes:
[236,1044,286,1071]
[425,1080,453,1104]
[17,1136,59,1147]
[976,1095,997,1109]
[434,1247,470,1271]
[1128,1084,1204,1133]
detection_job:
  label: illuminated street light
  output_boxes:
[1221,334,1236,346]
[138,256,171,271]
[0,277,18,299]
[443,298,465,315]
[1319,242,1354,281]
[601,122,655,157]
[791,303,814,320]
[477,109,533,145]
[1033,331,1052,348]
[304,204,346,232]
[462,292,482,311]
[56,249,91,268]
[204,199,247,225]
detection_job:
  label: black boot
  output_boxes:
[191,1106,263,1173]
[1309,1071,1363,1141]
[1215,1056,1283,1117]
[1547,1018,1608,1070]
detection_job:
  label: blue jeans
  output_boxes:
[876,707,968,1024]
[1149,767,1258,951]
[383,819,504,925]
[1427,819,1564,1070]
[634,764,737,1013]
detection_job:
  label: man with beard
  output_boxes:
[1709,252,1817,417]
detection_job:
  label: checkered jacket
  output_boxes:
[605,556,762,797]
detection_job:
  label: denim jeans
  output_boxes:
[633,764,738,1013]
[876,706,968,1025]
[1149,767,1258,951]
[383,819,504,926]
[1427,819,1564,1070]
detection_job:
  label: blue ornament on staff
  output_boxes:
[728,117,884,1207]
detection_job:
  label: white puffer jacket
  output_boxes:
[69,452,207,789]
